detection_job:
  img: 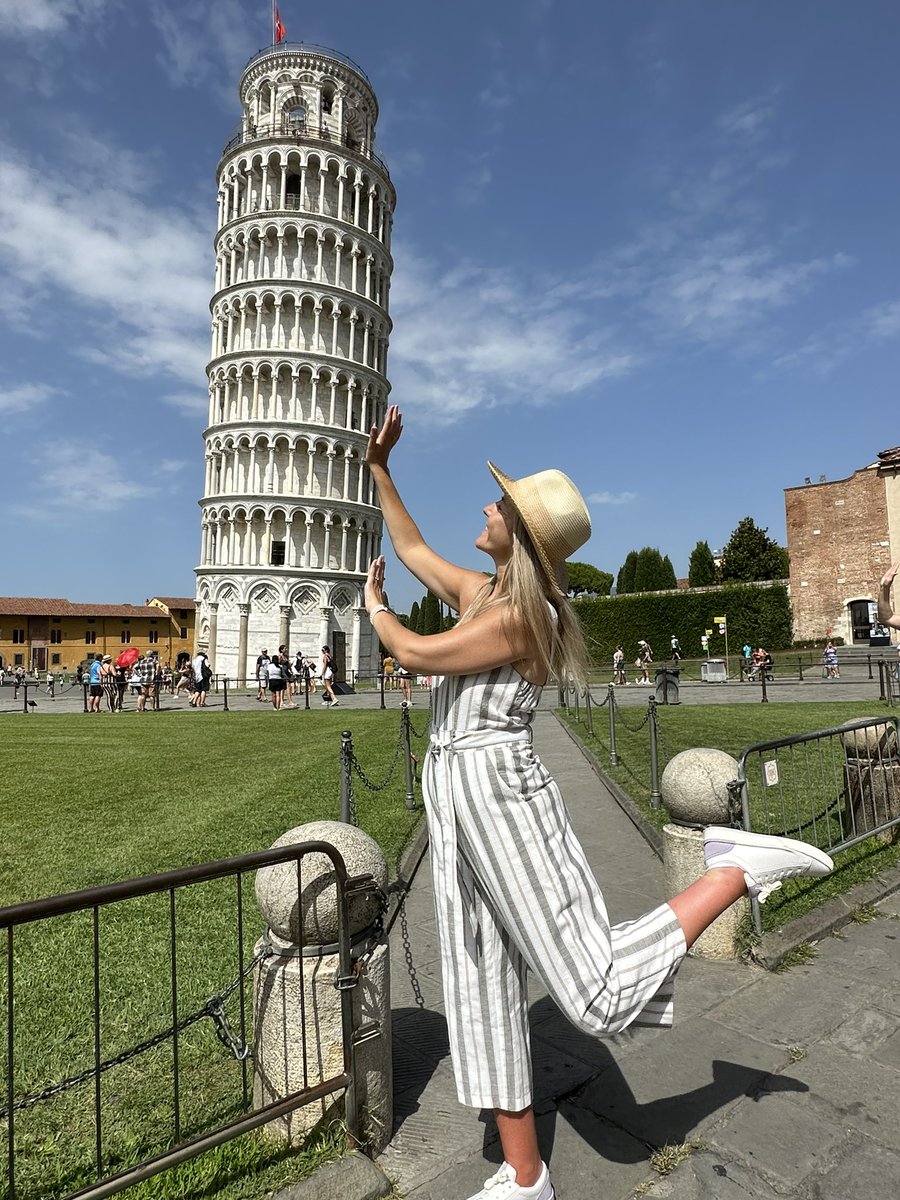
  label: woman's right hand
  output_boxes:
[881,563,900,591]
[365,404,403,469]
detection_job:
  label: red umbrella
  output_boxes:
[116,646,140,668]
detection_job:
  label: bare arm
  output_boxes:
[878,564,900,630]
[367,405,485,613]
[365,556,533,676]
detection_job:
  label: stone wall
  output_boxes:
[785,464,891,643]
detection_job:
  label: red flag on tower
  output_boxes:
[274,5,286,44]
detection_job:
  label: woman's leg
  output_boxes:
[495,1108,542,1187]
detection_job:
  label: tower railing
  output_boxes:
[221,118,391,180]
[243,41,373,83]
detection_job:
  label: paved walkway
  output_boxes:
[378,711,900,1200]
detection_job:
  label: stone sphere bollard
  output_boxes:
[253,821,392,1150]
[661,749,748,959]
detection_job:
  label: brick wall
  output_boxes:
[785,465,892,643]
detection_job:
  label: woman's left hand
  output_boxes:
[365,556,387,614]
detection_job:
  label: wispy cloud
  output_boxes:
[772,296,900,375]
[0,383,60,414]
[587,491,637,506]
[19,441,157,518]
[389,247,635,423]
[0,140,211,391]
[0,0,115,37]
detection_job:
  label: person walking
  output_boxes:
[320,645,339,706]
[264,653,286,709]
[363,403,833,1200]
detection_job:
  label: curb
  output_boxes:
[554,710,900,970]
[272,1151,392,1199]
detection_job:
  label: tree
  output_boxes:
[567,561,613,597]
[419,590,442,635]
[632,547,676,592]
[408,600,420,634]
[719,518,790,583]
[688,540,717,587]
[616,551,638,595]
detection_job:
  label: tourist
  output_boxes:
[136,652,157,712]
[191,651,211,707]
[87,657,103,713]
[612,644,626,685]
[264,653,286,709]
[363,403,834,1200]
[320,645,339,706]
[255,648,270,702]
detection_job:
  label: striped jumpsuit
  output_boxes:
[422,662,688,1111]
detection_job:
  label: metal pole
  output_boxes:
[585,688,593,736]
[83,681,89,713]
[340,731,353,824]
[379,671,385,711]
[222,676,229,712]
[574,686,580,722]
[760,663,769,703]
[401,702,416,811]
[878,660,886,702]
[304,669,311,709]
[648,698,661,808]
[798,655,803,682]
[22,683,29,715]
[564,685,571,717]
[608,683,618,766]
[868,653,874,680]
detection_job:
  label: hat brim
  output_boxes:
[488,461,566,596]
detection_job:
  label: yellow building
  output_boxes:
[0,596,196,675]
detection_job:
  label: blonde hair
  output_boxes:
[458,510,591,688]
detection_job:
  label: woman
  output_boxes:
[99,654,117,712]
[265,653,286,710]
[364,405,833,1200]
[320,646,339,706]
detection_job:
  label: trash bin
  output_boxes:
[655,668,680,704]
[701,659,728,683]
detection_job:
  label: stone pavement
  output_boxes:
[377,710,900,1200]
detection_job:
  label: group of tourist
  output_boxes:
[254,645,339,710]
[611,638,655,685]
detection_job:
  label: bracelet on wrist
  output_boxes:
[369,604,390,620]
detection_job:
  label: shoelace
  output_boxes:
[755,879,783,904]
[483,1165,516,1192]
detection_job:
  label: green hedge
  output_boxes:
[574,582,793,663]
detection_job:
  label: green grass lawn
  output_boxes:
[0,711,427,1200]
[562,700,900,933]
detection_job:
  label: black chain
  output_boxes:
[0,946,270,1119]
[350,723,406,793]
[407,714,429,740]
[397,896,426,1009]
[615,703,651,734]
[586,688,611,708]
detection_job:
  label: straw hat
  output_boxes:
[488,461,591,594]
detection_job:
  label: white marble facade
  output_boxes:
[195,42,394,681]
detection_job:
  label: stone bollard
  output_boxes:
[661,749,749,959]
[840,720,900,845]
[253,819,393,1150]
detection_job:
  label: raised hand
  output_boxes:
[365,404,403,470]
[365,555,387,613]
[880,563,900,591]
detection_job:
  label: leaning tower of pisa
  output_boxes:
[195,41,395,683]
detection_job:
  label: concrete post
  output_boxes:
[253,819,392,1151]
[660,749,749,959]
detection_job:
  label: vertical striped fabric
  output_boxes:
[422,665,687,1111]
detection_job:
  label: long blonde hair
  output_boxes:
[457,510,591,688]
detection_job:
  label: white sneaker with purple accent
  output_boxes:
[465,1161,554,1200]
[704,827,834,903]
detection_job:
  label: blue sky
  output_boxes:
[1,1,899,613]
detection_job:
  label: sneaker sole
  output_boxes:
[705,826,834,874]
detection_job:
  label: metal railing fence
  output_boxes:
[0,843,366,1200]
[736,715,900,932]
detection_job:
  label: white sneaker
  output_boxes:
[704,826,834,903]
[466,1161,554,1200]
